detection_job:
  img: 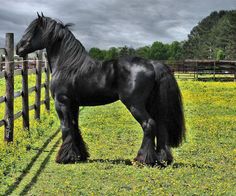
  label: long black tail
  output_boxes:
[147,63,185,147]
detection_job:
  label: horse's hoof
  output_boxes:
[133,155,157,167]
[56,154,78,164]
[56,146,88,164]
[133,149,169,167]
[56,154,88,164]
[56,133,89,164]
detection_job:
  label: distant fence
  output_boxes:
[166,60,236,81]
[0,33,50,142]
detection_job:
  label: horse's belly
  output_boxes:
[77,90,119,106]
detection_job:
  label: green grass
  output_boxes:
[0,78,236,195]
[0,74,60,194]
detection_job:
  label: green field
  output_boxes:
[0,77,236,195]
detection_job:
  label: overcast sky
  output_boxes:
[0,0,235,50]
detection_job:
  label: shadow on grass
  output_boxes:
[68,159,215,169]
[87,159,133,166]
[4,128,60,196]
[172,162,214,169]
[19,137,61,196]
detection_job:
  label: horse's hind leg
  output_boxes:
[55,95,89,164]
[156,123,173,165]
[124,104,162,166]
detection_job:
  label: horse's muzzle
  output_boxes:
[16,44,25,57]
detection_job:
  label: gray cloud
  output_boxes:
[0,0,235,49]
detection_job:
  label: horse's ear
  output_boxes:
[37,12,41,19]
[37,12,44,26]
[41,12,44,17]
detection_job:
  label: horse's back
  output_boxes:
[115,56,156,103]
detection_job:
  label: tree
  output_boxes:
[168,41,183,60]
[150,41,169,60]
[136,46,151,59]
[224,11,236,59]
[128,47,136,56]
[183,10,236,60]
[119,46,129,57]
[216,49,225,60]
[88,47,105,60]
[105,47,119,60]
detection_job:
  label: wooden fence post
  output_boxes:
[22,55,30,129]
[44,53,50,111]
[35,51,42,120]
[196,62,198,80]
[233,63,236,82]
[4,33,14,142]
[234,63,236,82]
[0,55,3,71]
[213,61,216,80]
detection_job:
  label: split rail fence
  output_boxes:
[166,60,236,81]
[0,33,50,142]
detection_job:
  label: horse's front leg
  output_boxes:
[55,94,89,164]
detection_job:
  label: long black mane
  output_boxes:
[29,17,98,77]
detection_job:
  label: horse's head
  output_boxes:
[16,12,49,57]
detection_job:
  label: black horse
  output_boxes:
[16,13,185,166]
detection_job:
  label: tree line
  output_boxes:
[89,41,183,61]
[183,10,236,60]
[89,10,236,61]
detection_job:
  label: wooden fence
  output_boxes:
[0,33,50,142]
[166,60,236,81]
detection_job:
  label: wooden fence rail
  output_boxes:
[166,60,236,81]
[0,33,50,142]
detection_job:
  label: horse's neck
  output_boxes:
[46,32,95,74]
[45,40,60,72]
